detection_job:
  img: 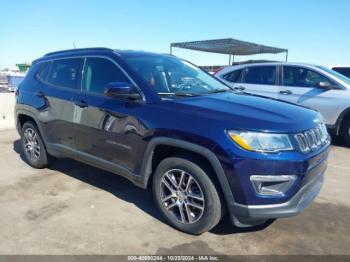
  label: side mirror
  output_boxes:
[318,81,332,89]
[104,82,141,100]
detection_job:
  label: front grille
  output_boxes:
[295,123,329,153]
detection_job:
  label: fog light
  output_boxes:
[250,175,297,196]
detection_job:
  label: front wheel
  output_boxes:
[152,156,223,235]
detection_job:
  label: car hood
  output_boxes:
[171,92,321,133]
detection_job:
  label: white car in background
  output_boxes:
[215,62,350,145]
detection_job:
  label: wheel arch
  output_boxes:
[16,109,41,133]
[334,107,350,135]
[139,137,236,216]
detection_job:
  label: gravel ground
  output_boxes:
[0,129,349,255]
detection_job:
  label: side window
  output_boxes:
[222,69,242,83]
[283,66,331,87]
[243,66,276,85]
[48,58,82,89]
[305,70,330,87]
[82,57,130,94]
[37,62,51,81]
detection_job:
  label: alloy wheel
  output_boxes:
[160,169,205,224]
[23,128,40,162]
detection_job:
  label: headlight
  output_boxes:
[228,130,294,153]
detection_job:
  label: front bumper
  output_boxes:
[227,147,328,227]
[233,165,324,221]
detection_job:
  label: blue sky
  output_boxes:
[0,0,349,69]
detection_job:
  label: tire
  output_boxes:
[152,156,223,235]
[21,121,53,168]
[341,119,350,146]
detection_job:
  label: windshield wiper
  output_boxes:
[157,92,199,97]
[207,89,231,94]
[174,92,199,97]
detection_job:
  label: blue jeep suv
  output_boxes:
[15,48,330,234]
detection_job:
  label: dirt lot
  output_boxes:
[0,129,349,255]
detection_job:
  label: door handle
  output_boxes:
[34,91,45,98]
[234,86,245,91]
[279,90,293,95]
[74,100,89,108]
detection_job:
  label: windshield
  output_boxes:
[317,66,350,85]
[123,54,231,97]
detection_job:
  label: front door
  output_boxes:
[278,66,341,125]
[75,57,144,172]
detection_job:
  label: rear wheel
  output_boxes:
[341,119,350,146]
[21,121,53,168]
[152,156,223,235]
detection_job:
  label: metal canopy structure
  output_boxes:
[170,38,288,64]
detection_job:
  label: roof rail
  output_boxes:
[44,47,114,57]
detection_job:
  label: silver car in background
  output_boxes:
[215,62,350,145]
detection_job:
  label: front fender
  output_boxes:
[138,137,237,222]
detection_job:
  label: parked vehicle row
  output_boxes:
[15,48,330,234]
[215,62,350,145]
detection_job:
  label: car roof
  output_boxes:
[215,62,324,75]
[225,62,319,69]
[115,49,172,58]
[33,48,172,64]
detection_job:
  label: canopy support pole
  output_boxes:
[170,45,173,55]
[228,54,231,65]
[285,51,288,62]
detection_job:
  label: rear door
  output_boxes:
[238,65,279,98]
[278,65,341,125]
[38,58,83,152]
